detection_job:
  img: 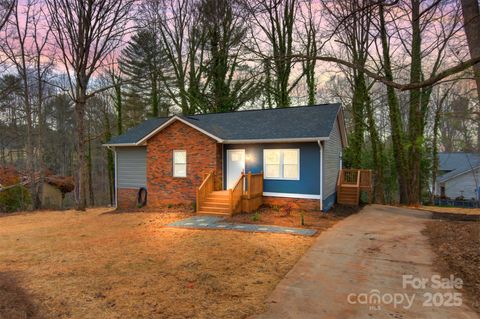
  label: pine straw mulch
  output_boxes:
[0,207,315,319]
[223,204,362,234]
[422,220,480,313]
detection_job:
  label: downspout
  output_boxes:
[318,140,323,211]
[113,148,118,209]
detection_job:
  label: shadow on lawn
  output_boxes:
[0,272,42,319]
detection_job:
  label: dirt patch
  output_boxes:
[224,204,361,233]
[0,272,42,319]
[422,220,480,313]
[0,207,315,318]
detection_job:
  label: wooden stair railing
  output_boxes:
[229,173,245,214]
[196,169,215,212]
[337,169,372,205]
[197,171,264,215]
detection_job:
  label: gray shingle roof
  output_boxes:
[106,103,342,145]
[437,152,480,182]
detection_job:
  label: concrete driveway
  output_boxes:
[253,205,479,319]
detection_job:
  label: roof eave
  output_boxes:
[102,143,137,147]
[437,164,480,182]
[223,137,329,144]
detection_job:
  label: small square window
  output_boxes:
[173,150,187,177]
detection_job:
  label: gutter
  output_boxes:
[104,137,330,147]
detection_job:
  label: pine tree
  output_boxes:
[120,29,170,118]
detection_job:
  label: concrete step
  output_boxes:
[197,210,231,216]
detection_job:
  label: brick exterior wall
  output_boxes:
[263,196,320,211]
[117,188,139,209]
[146,120,222,207]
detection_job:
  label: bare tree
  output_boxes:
[0,0,52,208]
[459,0,480,151]
[45,0,134,210]
[247,0,301,107]
[0,0,14,31]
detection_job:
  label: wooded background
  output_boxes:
[0,0,479,210]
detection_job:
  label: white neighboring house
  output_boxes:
[435,152,480,200]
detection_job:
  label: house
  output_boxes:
[435,152,480,200]
[104,104,347,213]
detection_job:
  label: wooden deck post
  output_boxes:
[247,171,252,199]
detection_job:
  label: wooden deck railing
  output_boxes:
[196,169,215,212]
[228,172,264,214]
[359,170,372,190]
[338,169,361,185]
[245,172,263,199]
[337,169,373,205]
[230,173,245,214]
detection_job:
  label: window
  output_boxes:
[173,150,187,177]
[264,149,299,180]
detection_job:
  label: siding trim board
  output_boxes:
[263,192,321,199]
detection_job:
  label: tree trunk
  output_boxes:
[114,80,123,135]
[460,0,480,151]
[431,105,441,203]
[406,0,423,205]
[350,71,366,168]
[365,91,385,204]
[74,94,87,211]
[379,3,409,204]
[87,128,95,207]
[151,74,159,117]
[104,111,115,206]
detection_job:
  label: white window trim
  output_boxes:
[173,150,187,177]
[263,149,300,181]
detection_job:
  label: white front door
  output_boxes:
[226,149,245,189]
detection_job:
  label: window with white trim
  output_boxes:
[173,150,187,177]
[264,149,299,180]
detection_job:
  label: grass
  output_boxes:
[0,207,314,319]
[417,205,480,215]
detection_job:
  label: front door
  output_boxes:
[226,149,245,189]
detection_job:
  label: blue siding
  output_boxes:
[323,192,336,211]
[224,143,320,195]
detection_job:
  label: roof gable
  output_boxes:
[437,152,480,182]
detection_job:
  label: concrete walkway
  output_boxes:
[253,205,479,319]
[167,216,317,236]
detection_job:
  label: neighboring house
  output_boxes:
[435,152,480,200]
[104,104,347,212]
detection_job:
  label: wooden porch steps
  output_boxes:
[336,169,373,206]
[196,171,264,216]
[197,190,231,216]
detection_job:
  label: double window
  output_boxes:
[264,149,299,180]
[173,150,187,177]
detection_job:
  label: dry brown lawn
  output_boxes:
[417,205,480,215]
[0,207,315,319]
